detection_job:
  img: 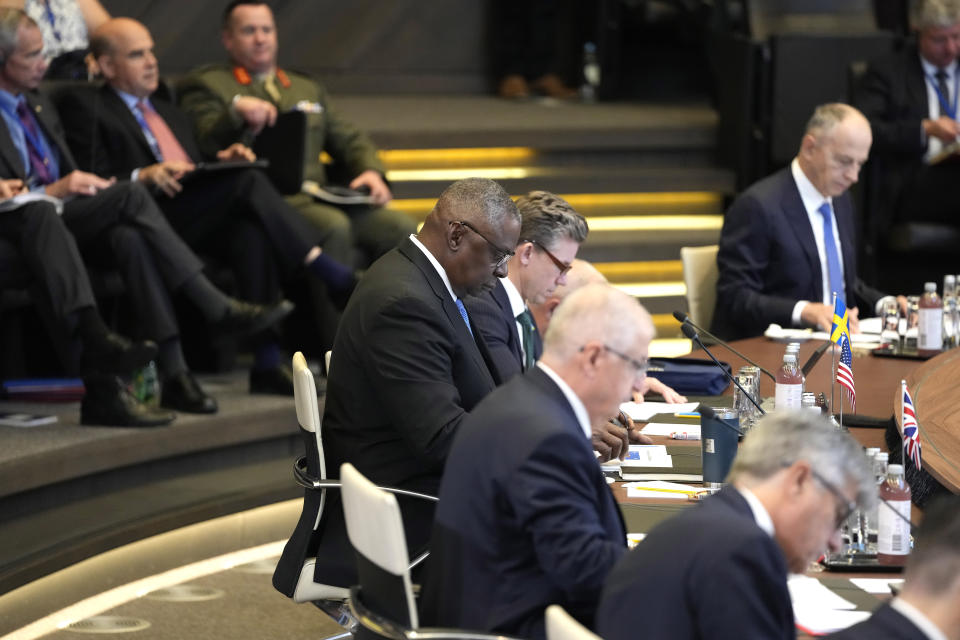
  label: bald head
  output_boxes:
[91,18,159,98]
[541,283,653,424]
[797,103,872,198]
[418,178,521,298]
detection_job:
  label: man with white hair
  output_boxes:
[420,283,653,640]
[857,0,960,229]
[597,411,876,640]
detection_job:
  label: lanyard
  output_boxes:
[927,67,958,120]
[42,0,63,43]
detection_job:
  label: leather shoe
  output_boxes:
[161,371,218,414]
[81,331,157,375]
[249,364,294,395]
[81,374,176,427]
[210,299,295,342]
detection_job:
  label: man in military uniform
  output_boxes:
[177,0,415,268]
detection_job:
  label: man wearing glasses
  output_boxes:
[465,190,587,383]
[421,283,654,640]
[272,178,521,596]
[597,411,875,640]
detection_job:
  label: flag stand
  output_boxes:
[900,379,907,465]
[830,292,839,429]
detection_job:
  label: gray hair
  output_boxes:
[0,9,34,63]
[729,411,876,510]
[803,103,860,139]
[434,178,520,229]
[544,283,654,361]
[911,0,960,30]
[516,191,588,249]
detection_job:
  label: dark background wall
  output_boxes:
[103,0,489,93]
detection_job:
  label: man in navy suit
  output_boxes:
[465,190,586,383]
[57,17,359,394]
[271,178,520,595]
[711,103,891,341]
[597,412,875,640]
[420,283,654,640]
[830,494,960,640]
[856,0,960,229]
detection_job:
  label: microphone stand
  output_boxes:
[673,310,776,381]
[681,323,766,416]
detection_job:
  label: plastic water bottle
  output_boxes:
[580,42,600,103]
[877,464,911,566]
[774,352,802,410]
[918,282,943,356]
[943,275,957,349]
[863,450,888,553]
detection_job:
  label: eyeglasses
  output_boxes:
[528,239,572,276]
[580,344,649,374]
[453,220,514,269]
[811,468,857,529]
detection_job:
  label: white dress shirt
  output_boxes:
[737,486,776,538]
[789,159,846,326]
[499,276,529,355]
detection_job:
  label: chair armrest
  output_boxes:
[293,457,438,503]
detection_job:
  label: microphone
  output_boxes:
[800,340,831,377]
[697,404,743,436]
[681,323,766,415]
[673,310,776,381]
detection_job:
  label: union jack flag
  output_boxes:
[831,298,856,412]
[902,384,922,470]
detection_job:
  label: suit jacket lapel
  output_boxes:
[907,49,930,115]
[0,117,27,180]
[782,171,822,301]
[397,239,497,388]
[26,92,76,172]
[491,280,523,363]
[100,85,158,163]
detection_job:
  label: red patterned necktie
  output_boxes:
[137,100,191,163]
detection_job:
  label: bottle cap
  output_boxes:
[925,282,936,292]
[875,451,889,461]
[865,447,880,456]
[946,275,956,285]
[784,354,796,364]
[888,463,904,473]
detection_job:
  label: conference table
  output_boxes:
[612,336,928,637]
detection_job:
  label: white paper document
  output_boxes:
[789,574,869,634]
[849,577,903,594]
[624,480,700,499]
[622,444,673,467]
[641,422,701,438]
[764,324,882,345]
[619,401,700,421]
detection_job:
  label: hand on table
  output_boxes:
[801,302,859,333]
[216,143,256,162]
[633,377,687,404]
[593,420,630,462]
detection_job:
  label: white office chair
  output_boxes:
[545,605,603,640]
[341,463,523,640]
[680,245,720,331]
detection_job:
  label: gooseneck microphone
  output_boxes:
[681,323,766,415]
[673,310,776,381]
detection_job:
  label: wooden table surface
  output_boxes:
[903,348,960,493]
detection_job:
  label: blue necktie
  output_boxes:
[455,299,473,337]
[818,201,845,306]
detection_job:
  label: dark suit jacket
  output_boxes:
[0,90,79,181]
[597,487,794,640]
[55,84,204,177]
[465,279,542,382]
[420,366,626,640]
[828,602,930,640]
[711,166,884,340]
[276,237,501,591]
[855,43,931,230]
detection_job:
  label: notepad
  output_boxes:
[619,401,700,421]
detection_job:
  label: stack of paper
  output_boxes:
[788,574,871,634]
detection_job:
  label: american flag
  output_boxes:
[902,384,922,470]
[831,298,856,412]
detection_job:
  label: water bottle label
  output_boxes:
[877,499,911,555]
[918,308,943,350]
[774,383,803,410]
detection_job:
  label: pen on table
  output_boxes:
[632,486,699,496]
